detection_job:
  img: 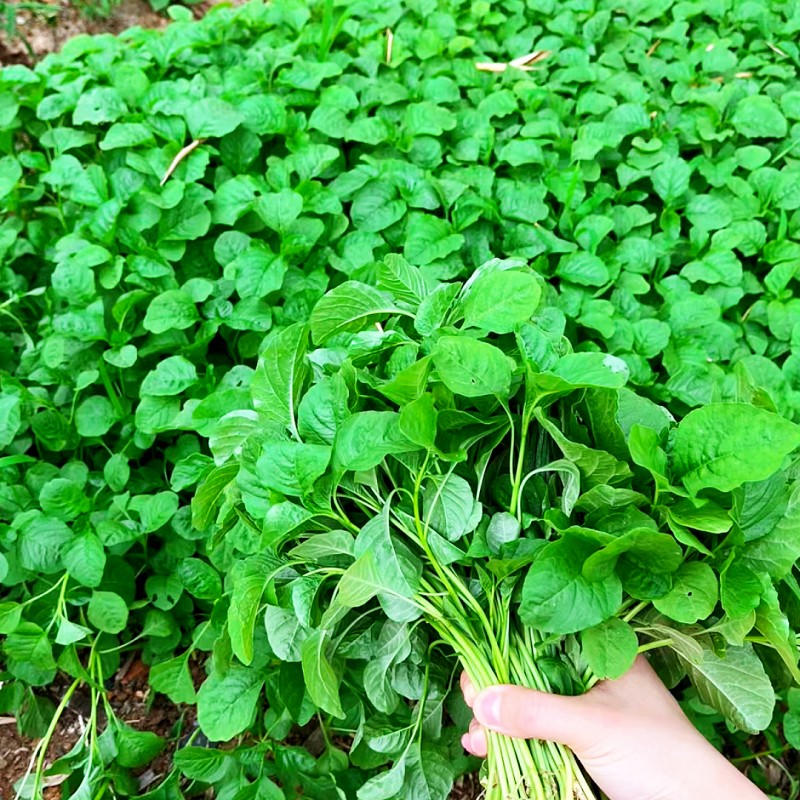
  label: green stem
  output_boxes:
[637,637,673,653]
[623,600,648,623]
[32,679,80,799]
[509,416,530,518]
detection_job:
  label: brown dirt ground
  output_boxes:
[0,657,201,800]
[0,0,244,66]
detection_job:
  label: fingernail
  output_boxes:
[474,688,503,728]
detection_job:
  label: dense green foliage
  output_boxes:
[3,0,800,797]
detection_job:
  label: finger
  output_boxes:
[472,685,598,752]
[460,671,478,708]
[461,727,488,757]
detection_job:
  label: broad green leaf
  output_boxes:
[192,464,239,530]
[311,281,405,344]
[556,252,609,286]
[251,323,308,438]
[403,214,464,266]
[673,404,800,495]
[87,591,129,634]
[143,290,199,334]
[301,629,345,718]
[197,665,264,741]
[521,535,622,635]
[140,356,198,396]
[423,473,481,543]
[581,618,638,680]
[334,411,417,472]
[186,98,244,138]
[229,553,285,665]
[265,604,309,662]
[677,643,774,733]
[431,336,512,398]
[731,95,787,139]
[652,157,691,205]
[462,270,541,333]
[63,533,105,588]
[653,562,719,624]
[75,396,118,437]
[150,656,197,704]
[113,722,164,768]
[256,441,331,496]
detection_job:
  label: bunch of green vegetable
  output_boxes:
[196,254,799,799]
[2,0,800,797]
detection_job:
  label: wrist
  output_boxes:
[673,732,767,800]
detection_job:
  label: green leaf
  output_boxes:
[462,270,541,333]
[75,396,118,437]
[0,603,22,634]
[556,252,609,286]
[301,629,345,718]
[141,356,198,396]
[298,374,350,445]
[230,554,284,665]
[311,281,405,344]
[431,336,512,398]
[186,98,244,139]
[653,562,719,624]
[358,758,406,800]
[0,156,22,201]
[652,157,691,205]
[334,411,417,472]
[265,604,309,662]
[521,535,622,635]
[99,123,154,150]
[401,744,455,800]
[174,747,230,782]
[256,189,304,233]
[131,491,179,533]
[63,533,105,588]
[176,558,222,600]
[150,656,197,704]
[353,507,422,600]
[87,591,129,634]
[143,290,199,334]
[251,323,308,437]
[197,665,264,741]
[731,95,787,139]
[424,473,481,543]
[73,87,127,125]
[192,464,239,530]
[677,643,774,733]
[672,404,800,495]
[114,722,165,768]
[581,618,638,680]
[256,441,331,496]
[403,214,464,266]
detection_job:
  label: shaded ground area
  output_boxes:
[0,659,199,800]
[0,0,165,64]
[0,0,243,65]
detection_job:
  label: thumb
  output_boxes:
[473,685,598,752]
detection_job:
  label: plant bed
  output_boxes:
[2,0,800,798]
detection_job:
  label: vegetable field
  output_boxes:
[2,0,800,798]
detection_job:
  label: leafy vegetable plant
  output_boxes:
[2,0,800,797]
[195,255,798,799]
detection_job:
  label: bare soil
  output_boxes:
[0,0,162,65]
[0,658,201,800]
[0,0,243,66]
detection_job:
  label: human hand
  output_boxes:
[460,656,767,800]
